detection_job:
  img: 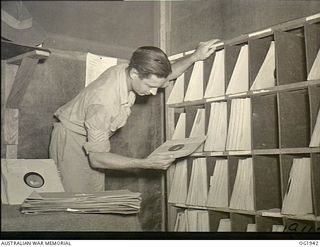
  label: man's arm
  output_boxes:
[168,39,221,81]
[83,104,175,171]
[88,151,174,170]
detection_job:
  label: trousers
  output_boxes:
[49,122,105,192]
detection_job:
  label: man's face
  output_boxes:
[132,74,169,96]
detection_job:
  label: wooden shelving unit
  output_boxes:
[165,14,320,232]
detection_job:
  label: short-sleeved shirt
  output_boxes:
[54,63,136,154]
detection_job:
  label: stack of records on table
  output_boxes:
[20,189,141,215]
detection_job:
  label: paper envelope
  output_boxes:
[1,159,65,205]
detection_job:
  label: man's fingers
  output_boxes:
[161,161,174,170]
[155,153,175,159]
[207,39,222,48]
[207,38,220,45]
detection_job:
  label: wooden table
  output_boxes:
[1,204,142,232]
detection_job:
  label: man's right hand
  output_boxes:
[141,154,175,170]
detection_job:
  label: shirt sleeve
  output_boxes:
[83,104,111,154]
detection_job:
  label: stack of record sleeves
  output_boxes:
[20,189,141,215]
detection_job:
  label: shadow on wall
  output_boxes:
[109,93,164,231]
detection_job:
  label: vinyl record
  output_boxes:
[148,136,206,159]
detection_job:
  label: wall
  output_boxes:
[169,0,224,54]
[221,0,320,40]
[169,0,320,55]
[24,1,157,58]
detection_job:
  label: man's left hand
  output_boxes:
[192,39,221,62]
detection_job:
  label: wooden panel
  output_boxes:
[205,103,211,136]
[108,94,164,231]
[256,216,283,232]
[248,36,274,88]
[1,204,141,231]
[275,31,307,85]
[287,27,305,37]
[230,213,255,232]
[1,62,4,158]
[304,23,320,74]
[311,153,320,217]
[1,62,19,158]
[179,158,194,209]
[279,89,310,148]
[186,158,194,191]
[183,64,195,97]
[20,50,86,108]
[105,172,163,231]
[252,94,279,149]
[1,40,50,60]
[225,45,242,90]
[6,58,39,108]
[6,50,49,65]
[6,145,17,159]
[309,85,320,134]
[203,54,215,94]
[253,155,281,210]
[106,169,163,231]
[208,210,230,232]
[18,106,56,159]
[4,108,19,145]
[109,99,163,157]
[185,105,202,137]
[227,156,239,200]
[206,157,220,194]
[226,99,232,148]
[2,64,19,103]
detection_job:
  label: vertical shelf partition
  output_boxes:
[253,155,282,211]
[278,89,310,149]
[252,94,279,150]
[275,30,307,85]
[166,15,320,232]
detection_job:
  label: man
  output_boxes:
[49,39,220,192]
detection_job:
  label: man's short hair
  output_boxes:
[128,46,172,79]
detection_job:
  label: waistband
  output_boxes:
[56,116,87,136]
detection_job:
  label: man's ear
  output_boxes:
[129,68,140,80]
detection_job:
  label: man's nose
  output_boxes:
[149,88,158,95]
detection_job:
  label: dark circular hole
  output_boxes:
[168,144,185,151]
[23,172,45,188]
